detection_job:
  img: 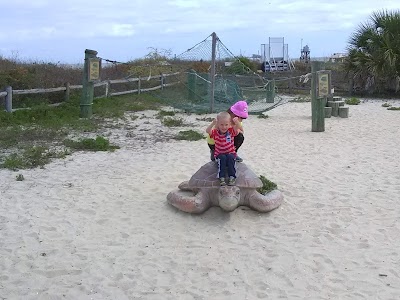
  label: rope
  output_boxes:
[175,33,213,58]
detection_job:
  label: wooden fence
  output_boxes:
[0,72,180,112]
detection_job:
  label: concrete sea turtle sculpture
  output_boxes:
[167,162,283,213]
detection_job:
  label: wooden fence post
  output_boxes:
[64,82,70,102]
[266,79,275,103]
[105,80,110,97]
[161,74,164,90]
[80,49,98,118]
[209,32,217,113]
[5,86,12,113]
[138,78,141,94]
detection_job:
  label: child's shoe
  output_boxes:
[228,176,236,186]
[235,156,243,163]
[219,177,227,186]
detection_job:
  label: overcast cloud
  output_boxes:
[0,0,398,63]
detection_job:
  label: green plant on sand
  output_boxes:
[1,146,68,170]
[161,117,184,127]
[63,136,119,151]
[257,175,278,195]
[345,97,361,105]
[174,130,204,141]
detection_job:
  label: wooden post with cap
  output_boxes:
[80,49,98,118]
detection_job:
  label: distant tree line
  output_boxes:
[1,10,399,97]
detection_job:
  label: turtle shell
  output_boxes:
[188,162,263,188]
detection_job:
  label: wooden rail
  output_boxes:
[1,72,180,112]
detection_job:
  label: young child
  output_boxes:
[206,100,248,162]
[206,111,243,186]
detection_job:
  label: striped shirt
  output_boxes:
[210,128,237,158]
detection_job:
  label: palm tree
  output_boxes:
[345,10,400,93]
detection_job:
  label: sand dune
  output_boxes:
[1,100,399,299]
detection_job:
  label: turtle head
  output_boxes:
[218,186,240,212]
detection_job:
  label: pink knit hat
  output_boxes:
[230,100,248,119]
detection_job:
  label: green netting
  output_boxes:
[145,34,292,114]
[98,33,308,114]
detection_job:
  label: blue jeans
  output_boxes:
[216,153,236,178]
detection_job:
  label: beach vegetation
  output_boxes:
[0,94,162,169]
[161,117,185,127]
[387,106,400,110]
[382,102,392,107]
[156,110,176,118]
[344,10,400,94]
[226,56,258,74]
[345,97,361,105]
[257,175,278,195]
[174,130,204,141]
[63,136,119,151]
[1,146,68,170]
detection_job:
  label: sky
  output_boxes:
[0,0,399,64]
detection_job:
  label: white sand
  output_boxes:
[1,100,399,299]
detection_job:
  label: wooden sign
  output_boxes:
[88,58,100,81]
[318,72,330,97]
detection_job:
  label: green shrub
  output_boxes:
[174,130,204,141]
[63,136,119,151]
[382,102,391,107]
[226,56,258,74]
[162,117,184,127]
[345,97,361,105]
[1,146,67,170]
[16,174,24,181]
[257,175,278,194]
[387,106,400,110]
[156,110,175,118]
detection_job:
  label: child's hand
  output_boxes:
[211,118,217,125]
[232,117,239,124]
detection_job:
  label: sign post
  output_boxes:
[311,61,325,132]
[80,49,99,118]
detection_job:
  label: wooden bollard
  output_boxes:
[339,106,349,118]
[333,96,342,102]
[337,100,345,106]
[324,106,332,118]
[328,101,340,117]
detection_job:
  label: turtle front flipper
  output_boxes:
[178,181,191,191]
[248,189,283,212]
[167,190,211,213]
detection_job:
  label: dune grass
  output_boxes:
[0,93,163,169]
[174,130,204,141]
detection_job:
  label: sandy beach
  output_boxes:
[1,100,399,299]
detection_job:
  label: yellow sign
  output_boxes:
[318,73,329,97]
[88,58,100,81]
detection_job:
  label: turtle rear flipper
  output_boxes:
[248,189,283,212]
